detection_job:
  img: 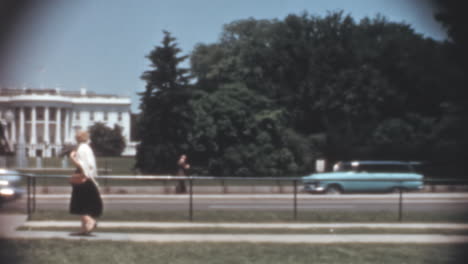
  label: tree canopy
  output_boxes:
[136,12,467,178]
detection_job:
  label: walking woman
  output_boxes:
[69,130,103,235]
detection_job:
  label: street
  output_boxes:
[3,193,468,213]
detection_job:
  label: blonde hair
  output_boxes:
[75,130,89,143]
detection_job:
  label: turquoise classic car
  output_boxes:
[302,161,424,194]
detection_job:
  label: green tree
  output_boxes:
[89,123,126,156]
[136,31,193,173]
[190,12,459,164]
[133,12,465,177]
[434,0,468,64]
[431,1,468,177]
[188,83,307,176]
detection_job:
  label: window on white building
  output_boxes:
[90,111,95,121]
[50,108,56,121]
[25,108,31,121]
[118,112,122,121]
[37,107,44,120]
[104,112,108,121]
[76,111,80,120]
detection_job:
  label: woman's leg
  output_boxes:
[81,215,96,233]
[80,215,87,232]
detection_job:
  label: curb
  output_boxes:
[5,231,468,244]
[21,221,468,230]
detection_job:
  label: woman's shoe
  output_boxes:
[69,231,92,236]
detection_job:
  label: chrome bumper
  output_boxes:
[303,183,325,193]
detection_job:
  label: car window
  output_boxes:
[333,162,353,172]
[333,162,415,173]
[357,164,412,173]
[0,175,21,182]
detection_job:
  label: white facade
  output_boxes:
[0,88,136,157]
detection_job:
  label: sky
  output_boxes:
[2,0,447,112]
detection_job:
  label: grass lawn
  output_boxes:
[1,239,468,264]
[24,209,468,223]
[21,156,136,176]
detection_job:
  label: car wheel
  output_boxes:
[325,185,342,195]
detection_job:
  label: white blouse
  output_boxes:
[76,143,98,185]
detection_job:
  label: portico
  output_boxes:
[16,106,71,157]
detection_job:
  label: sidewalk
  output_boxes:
[0,214,27,237]
[8,231,468,244]
[2,214,468,244]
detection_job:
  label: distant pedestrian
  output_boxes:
[69,130,103,235]
[176,154,190,193]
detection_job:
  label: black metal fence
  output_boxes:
[19,174,468,222]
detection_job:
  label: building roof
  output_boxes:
[0,88,126,99]
[0,88,131,106]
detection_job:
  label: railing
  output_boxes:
[17,174,468,222]
[23,175,303,222]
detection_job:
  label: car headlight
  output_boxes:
[0,188,15,196]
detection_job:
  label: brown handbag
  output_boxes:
[69,172,87,185]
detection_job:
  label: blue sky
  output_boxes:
[3,0,446,112]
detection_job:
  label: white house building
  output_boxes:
[0,87,136,157]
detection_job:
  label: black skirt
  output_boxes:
[69,180,103,218]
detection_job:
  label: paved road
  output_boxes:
[3,193,468,213]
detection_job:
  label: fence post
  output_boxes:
[398,183,403,222]
[189,177,193,222]
[43,172,48,194]
[222,179,227,194]
[293,179,298,221]
[27,175,31,221]
[33,176,37,213]
[163,180,169,194]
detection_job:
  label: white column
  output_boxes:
[44,107,51,157]
[55,108,61,145]
[11,116,16,144]
[19,108,25,144]
[123,111,131,142]
[31,107,36,144]
[64,109,70,143]
[80,110,86,132]
[3,122,9,142]
[44,106,49,144]
[0,110,4,140]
